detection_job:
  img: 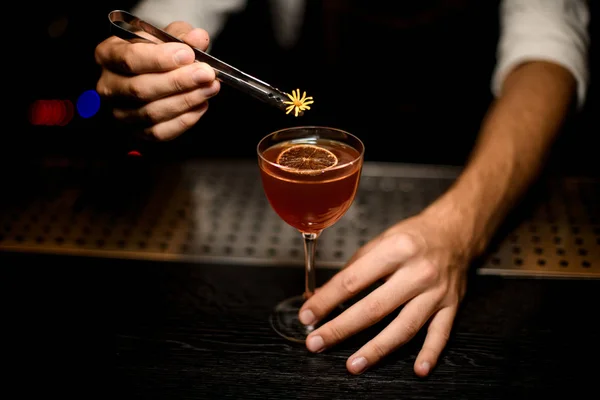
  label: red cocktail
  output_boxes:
[257,126,364,342]
[260,139,362,233]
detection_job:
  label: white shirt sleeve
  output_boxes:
[130,0,247,41]
[492,0,590,108]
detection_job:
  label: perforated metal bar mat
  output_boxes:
[1,160,598,278]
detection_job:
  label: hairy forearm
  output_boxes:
[428,61,577,256]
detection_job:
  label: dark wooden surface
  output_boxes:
[1,251,598,399]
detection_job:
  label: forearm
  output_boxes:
[428,61,577,256]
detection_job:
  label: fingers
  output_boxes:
[304,260,426,353]
[96,37,196,75]
[113,79,219,124]
[413,306,456,377]
[299,233,419,326]
[165,21,210,52]
[343,234,383,268]
[95,18,210,75]
[163,21,195,38]
[139,101,210,141]
[93,21,214,142]
[101,62,216,103]
[346,293,438,375]
[181,28,211,51]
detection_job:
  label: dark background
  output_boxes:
[16,0,598,173]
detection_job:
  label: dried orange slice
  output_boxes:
[276,144,338,171]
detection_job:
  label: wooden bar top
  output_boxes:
[1,251,597,399]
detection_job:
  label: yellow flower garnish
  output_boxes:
[283,89,314,117]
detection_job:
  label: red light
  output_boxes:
[59,100,74,126]
[53,100,66,125]
[28,99,75,126]
[127,150,142,157]
[28,100,47,125]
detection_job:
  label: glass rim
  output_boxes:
[257,126,365,173]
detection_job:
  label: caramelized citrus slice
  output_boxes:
[276,144,338,171]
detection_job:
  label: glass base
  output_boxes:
[270,294,344,343]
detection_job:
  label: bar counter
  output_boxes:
[1,159,598,398]
[1,251,598,399]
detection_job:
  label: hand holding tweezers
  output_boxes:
[107,10,292,113]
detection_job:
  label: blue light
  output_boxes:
[76,90,101,118]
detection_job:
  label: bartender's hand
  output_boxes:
[94,22,220,141]
[299,206,473,377]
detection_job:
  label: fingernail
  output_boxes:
[193,67,211,85]
[306,335,325,352]
[174,49,193,65]
[350,357,368,374]
[299,309,316,325]
[420,361,431,375]
[202,81,219,97]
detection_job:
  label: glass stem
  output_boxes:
[302,232,320,299]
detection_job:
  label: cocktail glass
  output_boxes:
[257,126,364,342]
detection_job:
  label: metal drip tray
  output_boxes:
[0,160,598,278]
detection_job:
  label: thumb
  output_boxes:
[164,21,210,52]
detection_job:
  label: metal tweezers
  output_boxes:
[108,10,293,113]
